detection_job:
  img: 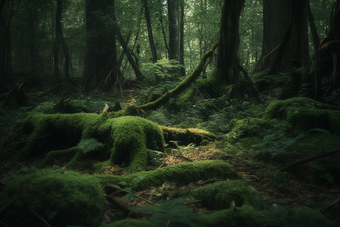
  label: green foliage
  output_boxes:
[147,149,164,168]
[0,169,106,226]
[265,169,290,190]
[132,198,200,227]
[142,58,184,80]
[77,138,103,154]
[323,87,340,105]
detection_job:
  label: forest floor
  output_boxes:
[1,85,340,223]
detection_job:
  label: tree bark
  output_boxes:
[0,0,12,91]
[255,0,291,73]
[82,0,118,91]
[305,0,320,52]
[216,0,245,84]
[143,0,158,64]
[53,0,63,82]
[113,14,144,80]
[179,0,185,76]
[168,0,180,64]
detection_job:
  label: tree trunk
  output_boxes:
[168,0,180,77]
[113,14,144,80]
[53,0,63,82]
[179,0,185,77]
[290,0,305,94]
[82,0,118,91]
[255,0,291,73]
[216,0,245,84]
[0,0,12,92]
[305,0,320,53]
[310,0,340,100]
[143,0,158,64]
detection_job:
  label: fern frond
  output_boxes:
[77,138,103,154]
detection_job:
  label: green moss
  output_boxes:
[199,205,331,227]
[179,180,259,210]
[160,126,217,146]
[0,169,106,226]
[263,97,339,120]
[285,106,340,135]
[93,160,239,191]
[18,113,165,173]
[40,147,80,168]
[100,219,151,227]
[227,117,279,138]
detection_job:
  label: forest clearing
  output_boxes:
[1,0,340,226]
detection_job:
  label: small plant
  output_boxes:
[77,138,103,154]
[142,58,184,91]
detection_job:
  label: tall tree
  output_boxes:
[255,0,291,73]
[82,0,118,91]
[143,0,157,63]
[216,0,245,84]
[0,0,11,91]
[214,0,262,101]
[168,0,179,63]
[179,0,185,76]
[305,0,320,52]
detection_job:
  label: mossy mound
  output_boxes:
[179,179,262,210]
[0,168,106,226]
[199,205,331,227]
[262,98,340,135]
[19,113,165,173]
[93,160,239,191]
[160,126,217,146]
[100,219,151,227]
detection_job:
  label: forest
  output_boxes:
[0,0,340,226]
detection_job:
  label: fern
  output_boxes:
[132,198,200,227]
[77,138,103,154]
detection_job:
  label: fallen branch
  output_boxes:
[105,184,158,206]
[280,148,340,171]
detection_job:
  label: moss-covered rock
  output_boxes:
[19,113,165,173]
[199,205,331,227]
[0,168,107,226]
[179,179,261,210]
[93,160,239,191]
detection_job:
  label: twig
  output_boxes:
[105,184,158,206]
[280,148,340,171]
[28,207,52,227]
[105,195,144,218]
[320,195,340,213]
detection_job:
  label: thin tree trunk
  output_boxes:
[168,0,179,61]
[53,0,63,82]
[143,0,158,63]
[305,0,320,52]
[179,0,185,76]
[113,15,143,80]
[158,0,169,52]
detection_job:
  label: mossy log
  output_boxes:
[136,43,218,111]
[19,113,165,173]
[159,126,217,146]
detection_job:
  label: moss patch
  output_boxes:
[160,126,217,146]
[93,160,239,191]
[199,205,331,227]
[0,168,106,226]
[18,113,165,173]
[179,179,261,210]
